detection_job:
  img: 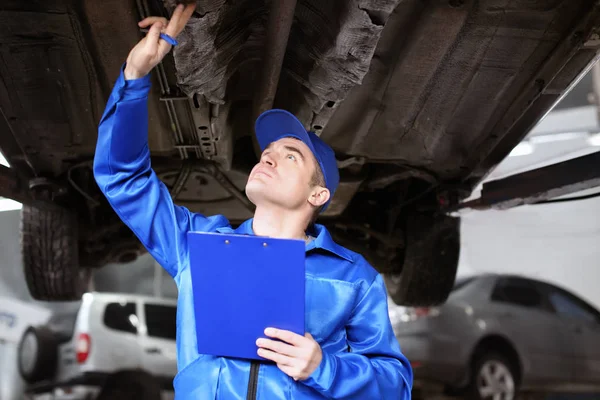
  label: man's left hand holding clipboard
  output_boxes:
[256,328,323,381]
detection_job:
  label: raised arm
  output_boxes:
[93,4,228,277]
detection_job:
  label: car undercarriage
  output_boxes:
[1,0,600,305]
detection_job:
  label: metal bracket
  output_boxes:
[0,166,65,210]
[0,164,29,203]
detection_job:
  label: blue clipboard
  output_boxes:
[187,231,306,361]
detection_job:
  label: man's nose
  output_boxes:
[262,153,276,167]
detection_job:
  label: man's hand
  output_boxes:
[256,328,323,381]
[124,3,196,80]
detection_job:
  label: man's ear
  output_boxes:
[308,186,330,208]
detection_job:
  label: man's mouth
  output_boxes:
[253,169,273,179]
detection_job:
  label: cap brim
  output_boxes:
[254,109,317,156]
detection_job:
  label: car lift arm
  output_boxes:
[453,151,600,210]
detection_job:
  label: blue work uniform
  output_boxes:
[93,65,413,399]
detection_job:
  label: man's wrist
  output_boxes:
[300,349,335,391]
[116,63,152,101]
[124,65,147,81]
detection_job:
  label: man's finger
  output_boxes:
[256,338,301,358]
[178,3,197,31]
[277,364,299,381]
[164,4,185,36]
[145,21,163,54]
[257,348,293,366]
[138,16,169,29]
[264,328,305,346]
[165,3,196,37]
[157,37,172,56]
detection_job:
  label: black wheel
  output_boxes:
[18,326,58,384]
[20,204,90,301]
[384,212,460,306]
[96,370,162,400]
[466,352,518,400]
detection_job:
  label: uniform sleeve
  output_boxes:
[301,274,413,399]
[93,65,230,278]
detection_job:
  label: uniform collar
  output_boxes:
[222,219,354,263]
[309,223,355,263]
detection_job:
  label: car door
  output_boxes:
[139,301,178,380]
[96,300,143,372]
[541,284,600,386]
[488,277,573,385]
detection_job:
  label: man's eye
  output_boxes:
[287,154,296,161]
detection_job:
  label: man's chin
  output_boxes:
[246,183,290,208]
[245,180,269,202]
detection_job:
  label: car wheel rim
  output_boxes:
[20,332,38,374]
[477,359,515,400]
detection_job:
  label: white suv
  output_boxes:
[18,292,177,400]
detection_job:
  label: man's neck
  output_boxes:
[251,205,310,240]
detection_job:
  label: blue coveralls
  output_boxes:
[93,66,413,399]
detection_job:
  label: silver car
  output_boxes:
[389,274,600,400]
[18,292,178,400]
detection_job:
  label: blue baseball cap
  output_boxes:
[254,109,339,212]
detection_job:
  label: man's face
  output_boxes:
[245,137,325,211]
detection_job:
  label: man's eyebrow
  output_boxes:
[283,145,305,161]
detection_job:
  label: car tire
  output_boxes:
[384,212,460,306]
[20,204,91,301]
[465,352,518,400]
[96,370,162,400]
[18,326,58,384]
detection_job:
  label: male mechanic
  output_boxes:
[93,3,412,399]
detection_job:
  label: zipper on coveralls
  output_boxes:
[246,360,260,400]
